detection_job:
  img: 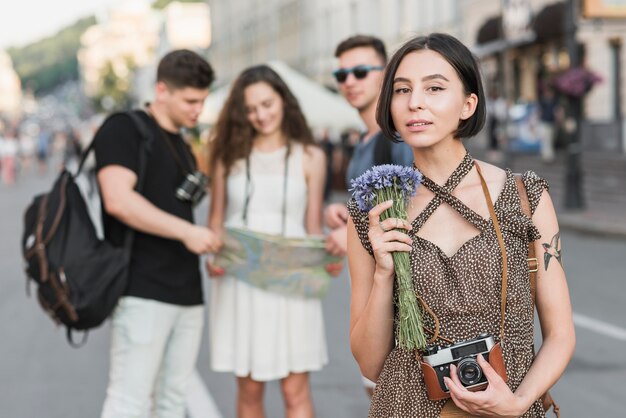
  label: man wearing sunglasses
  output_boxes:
[324,35,413,398]
[325,35,413,257]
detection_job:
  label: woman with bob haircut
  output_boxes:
[346,33,575,417]
[207,64,328,417]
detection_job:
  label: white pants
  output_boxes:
[101,296,204,418]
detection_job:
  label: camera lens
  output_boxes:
[457,357,483,386]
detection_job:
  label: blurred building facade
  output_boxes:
[77,0,212,108]
[133,1,213,106]
[467,0,626,153]
[0,51,22,117]
[207,0,626,153]
[206,0,461,88]
[77,0,160,99]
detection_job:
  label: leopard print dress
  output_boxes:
[347,153,549,418]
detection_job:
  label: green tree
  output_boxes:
[152,0,203,10]
[93,59,136,112]
[7,16,96,94]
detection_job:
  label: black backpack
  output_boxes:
[21,110,153,346]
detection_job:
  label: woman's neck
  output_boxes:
[253,131,287,152]
[412,139,468,185]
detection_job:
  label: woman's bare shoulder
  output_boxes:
[474,159,507,185]
[474,159,505,175]
[302,143,325,163]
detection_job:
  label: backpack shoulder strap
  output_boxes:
[373,132,393,166]
[124,110,154,192]
[74,110,154,178]
[514,174,539,307]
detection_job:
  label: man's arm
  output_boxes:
[98,165,220,255]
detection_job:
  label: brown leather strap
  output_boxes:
[514,175,538,305]
[475,164,508,342]
[542,391,561,417]
[34,193,50,282]
[514,174,559,416]
[26,174,69,262]
[418,296,454,345]
[416,163,509,345]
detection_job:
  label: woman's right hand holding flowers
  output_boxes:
[367,200,413,281]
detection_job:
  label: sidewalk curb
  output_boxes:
[558,213,626,239]
[331,193,626,239]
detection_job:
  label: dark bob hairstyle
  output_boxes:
[376,33,486,141]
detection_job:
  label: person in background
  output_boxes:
[95,49,219,418]
[325,35,413,257]
[537,87,560,162]
[206,65,328,418]
[35,128,52,175]
[1,129,18,185]
[324,34,414,398]
[486,87,507,161]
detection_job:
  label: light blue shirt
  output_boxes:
[345,131,414,188]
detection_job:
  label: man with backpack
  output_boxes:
[94,50,220,418]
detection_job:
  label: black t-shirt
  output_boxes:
[93,111,202,306]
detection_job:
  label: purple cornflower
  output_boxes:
[350,164,422,212]
[348,163,427,350]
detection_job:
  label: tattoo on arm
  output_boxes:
[542,231,562,270]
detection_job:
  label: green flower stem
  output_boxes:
[376,188,427,350]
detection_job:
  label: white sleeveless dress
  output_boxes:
[209,144,328,381]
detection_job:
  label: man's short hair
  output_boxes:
[334,35,387,64]
[157,49,215,90]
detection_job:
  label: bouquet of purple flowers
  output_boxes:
[351,164,427,350]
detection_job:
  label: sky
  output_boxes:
[0,0,137,50]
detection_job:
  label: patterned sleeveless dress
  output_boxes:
[348,153,549,417]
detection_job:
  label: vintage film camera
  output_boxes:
[419,333,507,400]
[175,170,210,207]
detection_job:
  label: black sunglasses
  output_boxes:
[332,65,384,83]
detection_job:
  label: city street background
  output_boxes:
[2,0,626,417]
[1,160,625,417]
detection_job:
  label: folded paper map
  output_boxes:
[214,227,342,299]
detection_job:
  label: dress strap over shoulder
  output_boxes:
[412,153,474,229]
[413,153,490,232]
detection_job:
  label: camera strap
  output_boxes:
[145,107,196,176]
[514,175,561,418]
[475,163,508,343]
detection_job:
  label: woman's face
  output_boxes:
[390,50,477,149]
[244,81,284,137]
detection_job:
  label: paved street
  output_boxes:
[1,166,625,417]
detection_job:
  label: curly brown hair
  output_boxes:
[209,64,314,175]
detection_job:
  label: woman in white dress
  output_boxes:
[207,65,328,418]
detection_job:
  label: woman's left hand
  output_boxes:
[444,354,527,418]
